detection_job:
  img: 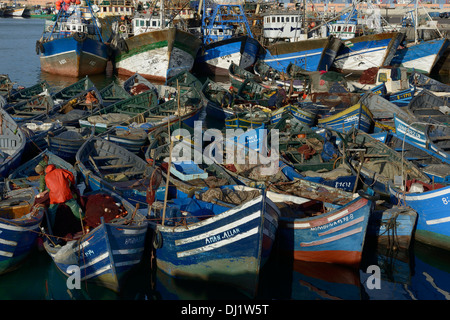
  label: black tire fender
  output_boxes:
[152,229,163,249]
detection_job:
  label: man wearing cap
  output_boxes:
[35,154,50,193]
[44,164,84,229]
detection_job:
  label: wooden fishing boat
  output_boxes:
[388,180,450,251]
[202,78,235,121]
[266,181,376,267]
[0,104,26,178]
[272,115,356,191]
[406,89,450,158]
[409,71,450,92]
[0,187,44,275]
[48,85,105,127]
[102,126,149,155]
[76,136,154,207]
[148,185,280,297]
[5,80,53,106]
[315,102,374,133]
[4,93,56,125]
[78,89,158,134]
[360,93,416,131]
[43,190,148,292]
[341,128,430,197]
[224,107,272,130]
[277,121,342,173]
[98,81,131,107]
[5,149,77,192]
[386,85,416,107]
[47,126,93,163]
[392,116,450,165]
[51,76,95,104]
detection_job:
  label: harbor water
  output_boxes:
[1,17,450,303]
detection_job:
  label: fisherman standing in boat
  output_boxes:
[267,84,287,109]
[42,165,84,229]
[221,86,235,109]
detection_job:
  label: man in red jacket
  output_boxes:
[44,164,84,229]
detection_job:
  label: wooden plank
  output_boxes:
[98,164,134,170]
[92,155,122,160]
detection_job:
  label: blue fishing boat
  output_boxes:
[36,2,109,77]
[316,102,374,133]
[43,190,148,292]
[0,102,26,178]
[332,32,405,73]
[47,127,94,163]
[261,36,342,73]
[393,115,450,162]
[389,180,450,252]
[148,185,280,297]
[407,89,450,159]
[76,136,154,207]
[0,187,44,275]
[385,130,450,183]
[267,182,376,267]
[194,2,260,76]
[390,33,449,75]
[409,71,450,92]
[387,85,416,107]
[6,149,77,191]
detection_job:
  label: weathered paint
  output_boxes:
[115,28,201,81]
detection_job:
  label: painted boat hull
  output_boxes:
[262,36,341,73]
[391,38,449,74]
[76,137,153,207]
[0,105,26,178]
[389,183,450,251]
[333,32,404,72]
[40,36,109,77]
[318,103,374,133]
[44,209,148,292]
[276,194,372,267]
[115,28,201,82]
[0,188,43,275]
[195,36,260,76]
[152,192,279,297]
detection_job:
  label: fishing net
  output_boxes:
[196,187,261,206]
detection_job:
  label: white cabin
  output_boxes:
[132,15,170,35]
[375,67,409,93]
[262,12,327,42]
[328,21,357,40]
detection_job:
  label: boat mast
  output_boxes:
[414,0,418,44]
[160,0,165,28]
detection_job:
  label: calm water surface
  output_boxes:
[1,17,450,302]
